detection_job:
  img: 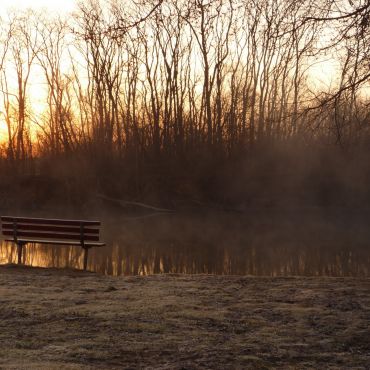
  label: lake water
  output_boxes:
[1,210,370,276]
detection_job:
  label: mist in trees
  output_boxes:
[0,0,369,211]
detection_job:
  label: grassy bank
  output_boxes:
[0,265,369,369]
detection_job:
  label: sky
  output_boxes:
[0,0,341,144]
[0,0,78,142]
[0,0,77,14]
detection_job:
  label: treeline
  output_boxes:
[0,0,369,208]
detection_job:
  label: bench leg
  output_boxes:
[83,247,89,271]
[17,243,24,265]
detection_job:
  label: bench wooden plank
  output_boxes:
[1,216,100,226]
[2,230,100,241]
[1,223,99,234]
[4,238,105,247]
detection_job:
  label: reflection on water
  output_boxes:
[1,212,370,276]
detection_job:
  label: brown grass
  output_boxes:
[0,264,369,369]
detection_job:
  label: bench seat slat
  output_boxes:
[5,238,105,247]
[2,230,99,241]
[1,223,99,234]
[1,216,100,226]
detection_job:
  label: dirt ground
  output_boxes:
[0,265,369,369]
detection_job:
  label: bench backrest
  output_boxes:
[1,216,101,243]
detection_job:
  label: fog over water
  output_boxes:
[1,210,369,276]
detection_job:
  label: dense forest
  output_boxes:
[0,0,369,212]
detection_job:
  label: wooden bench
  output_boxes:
[1,216,105,270]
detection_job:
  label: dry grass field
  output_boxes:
[0,264,369,369]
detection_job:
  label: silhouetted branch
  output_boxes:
[96,194,174,212]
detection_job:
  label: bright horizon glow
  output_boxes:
[0,120,7,143]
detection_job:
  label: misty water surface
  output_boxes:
[1,210,370,276]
